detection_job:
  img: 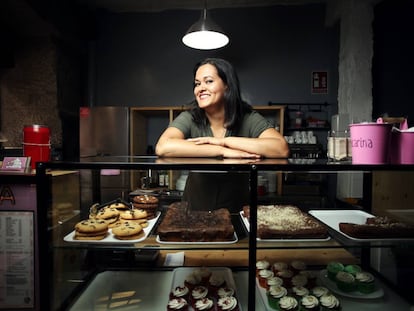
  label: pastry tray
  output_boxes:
[156,232,238,244]
[318,269,384,299]
[239,211,331,242]
[63,212,160,244]
[309,209,414,242]
[170,267,242,311]
[256,269,383,310]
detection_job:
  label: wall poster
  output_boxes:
[0,211,34,309]
[311,71,328,94]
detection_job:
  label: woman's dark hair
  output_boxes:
[189,58,252,133]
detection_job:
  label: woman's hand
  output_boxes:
[187,137,225,146]
[221,148,261,158]
[187,137,260,158]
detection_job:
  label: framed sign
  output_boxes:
[0,211,35,308]
[312,71,328,94]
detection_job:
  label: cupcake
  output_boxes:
[170,285,189,300]
[266,276,284,290]
[256,260,270,276]
[300,295,320,311]
[311,286,330,298]
[291,274,308,288]
[320,293,341,310]
[193,267,212,284]
[258,269,274,288]
[278,296,298,311]
[355,271,376,294]
[184,272,201,290]
[300,270,318,288]
[217,287,235,298]
[272,262,289,274]
[291,286,309,300]
[167,297,189,311]
[290,260,307,274]
[217,296,239,311]
[335,271,356,292]
[344,264,362,276]
[326,262,344,281]
[208,273,226,296]
[276,269,294,287]
[267,285,287,310]
[191,285,209,305]
[194,298,214,311]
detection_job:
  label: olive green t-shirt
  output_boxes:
[170,110,273,212]
[170,110,273,138]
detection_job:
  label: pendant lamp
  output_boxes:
[182,7,229,50]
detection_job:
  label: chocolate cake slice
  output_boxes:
[339,216,414,239]
[157,203,235,242]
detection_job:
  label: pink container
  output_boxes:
[23,125,51,169]
[349,121,392,164]
[390,120,414,164]
[392,132,414,164]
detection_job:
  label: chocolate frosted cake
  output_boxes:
[339,216,414,239]
[157,203,235,242]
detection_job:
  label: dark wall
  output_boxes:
[90,4,339,108]
[373,0,414,126]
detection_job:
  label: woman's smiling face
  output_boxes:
[194,63,227,110]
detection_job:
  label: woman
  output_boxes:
[155,58,289,158]
[155,58,289,211]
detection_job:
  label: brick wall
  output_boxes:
[0,37,61,149]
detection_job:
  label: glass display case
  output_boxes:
[35,157,414,310]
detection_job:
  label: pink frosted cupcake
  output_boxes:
[167,297,189,311]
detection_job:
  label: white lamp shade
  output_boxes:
[182,30,229,50]
[182,9,229,50]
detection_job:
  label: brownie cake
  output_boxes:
[339,216,414,239]
[157,202,235,242]
[243,205,328,239]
